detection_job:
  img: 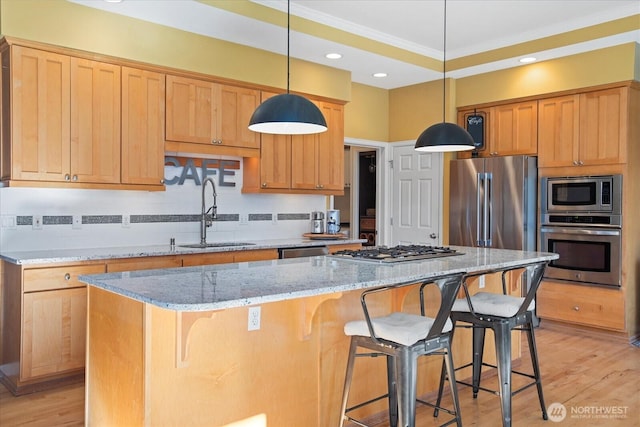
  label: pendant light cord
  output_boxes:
[441,0,447,123]
[287,0,291,94]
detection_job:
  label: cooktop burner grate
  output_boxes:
[330,245,462,263]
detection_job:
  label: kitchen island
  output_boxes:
[79,247,557,426]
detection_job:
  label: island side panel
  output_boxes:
[145,300,321,426]
[86,287,145,426]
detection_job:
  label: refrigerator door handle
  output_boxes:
[485,172,493,246]
[477,172,484,246]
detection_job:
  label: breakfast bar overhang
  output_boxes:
[79,247,557,426]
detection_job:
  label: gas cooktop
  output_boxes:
[330,245,462,263]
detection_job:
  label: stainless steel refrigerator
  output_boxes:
[449,155,537,252]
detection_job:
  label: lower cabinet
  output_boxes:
[537,280,625,331]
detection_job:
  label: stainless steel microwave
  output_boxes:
[542,175,622,215]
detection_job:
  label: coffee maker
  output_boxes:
[326,209,341,234]
[310,211,324,234]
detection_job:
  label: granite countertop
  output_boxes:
[0,237,364,265]
[79,247,558,312]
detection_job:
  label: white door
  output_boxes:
[391,143,442,245]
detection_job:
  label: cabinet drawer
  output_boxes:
[360,217,376,230]
[23,264,105,292]
[107,256,182,272]
[537,281,625,331]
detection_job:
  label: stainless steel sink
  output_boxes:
[178,242,255,249]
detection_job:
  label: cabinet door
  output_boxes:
[260,133,291,189]
[218,85,260,149]
[165,75,216,144]
[121,67,165,185]
[22,287,87,379]
[316,102,344,191]
[538,95,580,168]
[11,46,70,181]
[579,87,627,166]
[70,57,121,183]
[290,133,319,190]
[490,101,537,156]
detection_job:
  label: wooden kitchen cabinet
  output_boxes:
[457,101,537,158]
[537,280,625,331]
[7,45,71,181]
[2,44,122,185]
[121,67,165,187]
[107,255,182,272]
[165,75,260,156]
[538,87,628,168]
[70,57,121,184]
[0,262,105,394]
[182,249,278,266]
[244,96,345,195]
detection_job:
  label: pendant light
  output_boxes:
[248,0,327,135]
[415,0,474,152]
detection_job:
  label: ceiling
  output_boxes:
[71,0,639,89]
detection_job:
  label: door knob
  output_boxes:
[430,233,437,239]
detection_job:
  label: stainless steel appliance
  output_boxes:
[449,155,537,251]
[311,211,324,234]
[331,245,462,263]
[540,225,621,287]
[279,246,328,259]
[541,175,622,225]
[540,174,622,287]
[326,209,341,234]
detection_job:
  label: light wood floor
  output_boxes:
[1,323,638,426]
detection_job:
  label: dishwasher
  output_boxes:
[278,246,329,259]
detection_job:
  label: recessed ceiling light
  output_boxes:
[325,53,342,60]
[372,72,387,78]
[519,57,537,63]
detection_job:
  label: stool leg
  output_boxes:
[526,323,548,420]
[395,348,418,427]
[433,359,447,417]
[472,325,486,398]
[493,322,512,427]
[444,343,463,427]
[339,338,358,427]
[386,354,399,427]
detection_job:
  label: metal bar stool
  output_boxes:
[339,273,465,427]
[434,261,549,427]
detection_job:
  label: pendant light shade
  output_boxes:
[415,122,475,152]
[248,93,327,134]
[415,0,474,152]
[248,0,327,135]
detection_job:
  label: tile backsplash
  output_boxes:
[0,164,327,252]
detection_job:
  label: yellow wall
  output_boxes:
[344,83,389,141]
[0,0,351,102]
[456,43,638,107]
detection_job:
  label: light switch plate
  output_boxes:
[32,215,43,230]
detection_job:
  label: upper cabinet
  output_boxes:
[458,100,537,159]
[165,75,260,157]
[6,46,121,184]
[538,87,628,168]
[121,66,165,186]
[243,94,344,195]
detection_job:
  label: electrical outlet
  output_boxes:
[239,214,248,226]
[272,214,278,225]
[32,215,43,230]
[72,215,82,230]
[122,214,130,228]
[248,306,261,331]
[479,275,485,289]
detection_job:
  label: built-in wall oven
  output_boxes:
[540,175,622,287]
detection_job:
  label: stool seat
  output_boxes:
[345,313,453,346]
[451,292,535,317]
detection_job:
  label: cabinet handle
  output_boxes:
[573,160,579,165]
[573,306,580,311]
[64,273,71,281]
[211,139,222,145]
[65,174,71,181]
[160,179,164,184]
[261,182,267,188]
[578,160,584,165]
[72,175,78,182]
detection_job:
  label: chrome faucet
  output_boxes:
[200,177,218,245]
